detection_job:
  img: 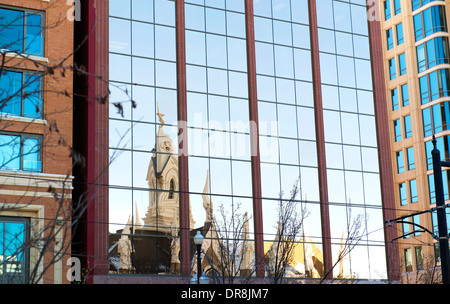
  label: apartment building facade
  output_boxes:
[0,0,74,283]
[380,0,450,282]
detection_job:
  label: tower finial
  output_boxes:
[156,101,165,125]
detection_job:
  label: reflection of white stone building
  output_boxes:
[142,119,195,233]
[113,111,323,278]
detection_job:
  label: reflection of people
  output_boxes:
[241,212,253,273]
[171,215,180,265]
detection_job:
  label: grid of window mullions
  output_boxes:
[254,4,318,206]
[413,4,448,42]
[416,36,450,73]
[0,5,45,57]
[108,1,179,251]
[183,2,252,198]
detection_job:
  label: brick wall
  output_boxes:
[0,0,74,284]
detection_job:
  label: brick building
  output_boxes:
[0,0,74,283]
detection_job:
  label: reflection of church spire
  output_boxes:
[202,169,213,222]
[134,202,142,228]
[156,101,165,127]
[152,102,174,176]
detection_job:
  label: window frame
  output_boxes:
[0,215,30,284]
[0,132,43,172]
[0,69,44,119]
[0,5,45,57]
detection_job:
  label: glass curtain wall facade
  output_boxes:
[108,0,180,274]
[316,0,387,279]
[106,0,390,280]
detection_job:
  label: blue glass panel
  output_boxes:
[0,8,24,53]
[0,70,22,116]
[4,222,25,261]
[433,103,443,133]
[0,134,20,170]
[396,23,403,45]
[422,107,432,136]
[22,137,41,172]
[389,58,396,80]
[407,147,415,170]
[404,115,412,138]
[394,119,401,141]
[25,13,43,56]
[399,53,406,75]
[386,28,393,50]
[402,83,409,106]
[392,88,398,111]
[397,150,404,173]
[384,0,391,20]
[419,75,429,104]
[23,74,42,119]
[399,182,406,206]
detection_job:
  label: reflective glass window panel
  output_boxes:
[402,83,409,106]
[0,8,44,57]
[384,0,391,20]
[316,0,334,29]
[110,0,130,18]
[350,4,369,36]
[397,150,404,174]
[410,179,418,203]
[0,70,23,117]
[391,88,399,111]
[396,23,404,45]
[399,182,407,206]
[291,0,309,25]
[254,16,273,43]
[386,28,394,50]
[253,0,272,18]
[0,70,43,119]
[0,133,41,172]
[132,21,154,58]
[22,137,41,172]
[394,119,401,142]
[407,146,415,170]
[186,30,206,66]
[226,11,246,38]
[333,1,351,33]
[399,53,406,76]
[155,0,175,26]
[404,115,412,138]
[394,0,401,14]
[389,57,396,80]
[132,0,154,23]
[0,217,29,284]
[413,5,447,41]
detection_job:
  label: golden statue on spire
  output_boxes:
[156,101,165,127]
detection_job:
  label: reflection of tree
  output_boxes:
[264,183,310,284]
[320,210,366,283]
[200,202,254,284]
[401,249,442,284]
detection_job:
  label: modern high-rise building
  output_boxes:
[0,0,74,283]
[380,0,450,283]
[73,0,402,283]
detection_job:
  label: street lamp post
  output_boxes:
[432,137,450,284]
[193,230,204,285]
